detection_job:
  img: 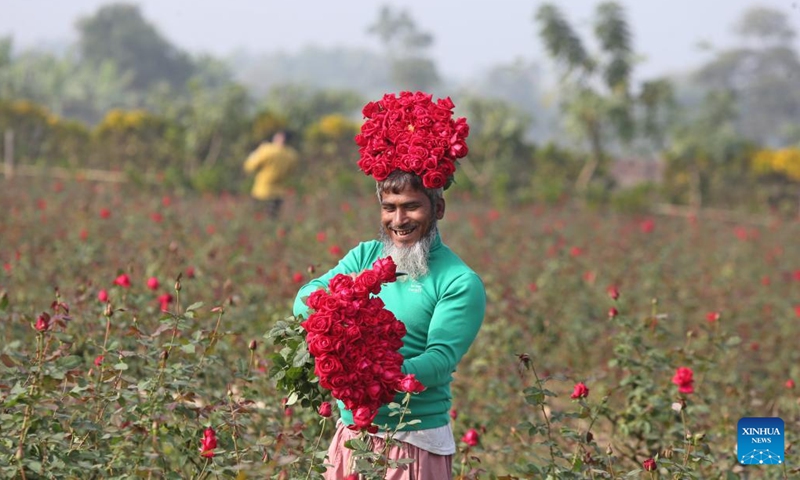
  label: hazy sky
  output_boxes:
[2,0,799,81]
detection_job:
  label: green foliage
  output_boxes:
[2,177,799,478]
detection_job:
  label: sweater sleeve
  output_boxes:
[402,272,485,388]
[292,242,379,319]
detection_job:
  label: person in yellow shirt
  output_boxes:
[243,131,299,218]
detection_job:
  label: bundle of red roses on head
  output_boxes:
[301,256,425,433]
[355,91,469,190]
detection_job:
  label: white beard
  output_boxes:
[379,223,437,280]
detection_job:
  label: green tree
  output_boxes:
[457,95,535,204]
[693,6,800,145]
[534,2,673,199]
[367,5,439,91]
[664,91,752,208]
[76,3,195,92]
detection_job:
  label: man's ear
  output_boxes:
[435,198,446,220]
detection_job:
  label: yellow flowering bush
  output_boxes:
[752,147,800,181]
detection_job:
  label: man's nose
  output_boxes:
[393,209,408,225]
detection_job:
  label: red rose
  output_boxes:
[354,270,381,297]
[301,312,334,334]
[113,274,131,288]
[672,367,694,394]
[35,312,50,332]
[422,170,448,189]
[461,428,479,447]
[97,289,109,302]
[570,382,589,399]
[318,401,332,418]
[199,427,217,458]
[328,274,354,294]
[352,406,377,429]
[372,257,397,283]
[642,458,657,471]
[315,355,344,378]
[398,374,425,393]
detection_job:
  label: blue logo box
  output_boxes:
[738,417,784,465]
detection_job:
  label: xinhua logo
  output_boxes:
[738,417,784,465]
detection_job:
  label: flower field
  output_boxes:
[1,176,799,479]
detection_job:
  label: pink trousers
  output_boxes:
[323,422,453,480]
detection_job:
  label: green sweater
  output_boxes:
[292,234,486,431]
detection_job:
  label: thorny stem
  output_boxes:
[379,392,413,478]
[304,418,328,480]
[529,361,557,469]
[680,408,692,466]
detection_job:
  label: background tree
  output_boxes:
[456,95,535,205]
[534,2,635,198]
[367,5,440,91]
[663,91,754,208]
[692,6,800,145]
[76,3,195,92]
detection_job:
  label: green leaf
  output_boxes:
[113,362,129,371]
[186,301,204,312]
[180,343,196,354]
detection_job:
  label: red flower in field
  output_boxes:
[792,269,800,282]
[761,275,771,286]
[34,312,51,332]
[569,246,583,257]
[329,245,342,256]
[162,196,171,207]
[487,209,500,222]
[786,379,795,389]
[158,293,173,312]
[113,274,131,288]
[206,225,215,235]
[582,271,596,283]
[528,282,538,293]
[795,305,800,318]
[185,266,196,279]
[639,218,655,233]
[450,409,458,420]
[3,263,10,273]
[672,367,694,394]
[292,272,304,284]
[608,307,619,318]
[150,212,163,223]
[318,401,332,418]
[36,199,47,210]
[97,289,109,302]
[462,428,479,447]
[99,208,111,219]
[94,355,104,367]
[398,374,426,393]
[79,229,88,241]
[643,457,657,471]
[316,231,327,243]
[570,382,590,399]
[706,311,720,323]
[199,427,217,458]
[146,277,159,290]
[607,286,620,300]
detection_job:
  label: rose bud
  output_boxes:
[318,401,332,418]
[570,382,589,399]
[248,340,258,351]
[461,428,479,447]
[608,307,618,318]
[642,457,657,471]
[607,286,620,300]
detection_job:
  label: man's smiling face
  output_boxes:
[380,184,443,248]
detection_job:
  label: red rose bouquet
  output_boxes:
[355,91,470,190]
[300,257,407,431]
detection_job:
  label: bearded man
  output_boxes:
[293,92,485,479]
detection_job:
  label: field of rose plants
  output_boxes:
[1,176,799,479]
